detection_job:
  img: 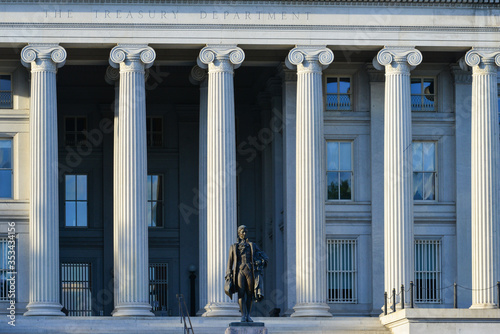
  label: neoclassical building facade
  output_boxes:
[0,0,499,332]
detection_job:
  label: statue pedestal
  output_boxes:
[225,322,267,334]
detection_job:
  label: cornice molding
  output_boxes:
[2,0,499,5]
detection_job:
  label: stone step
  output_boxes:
[3,316,390,334]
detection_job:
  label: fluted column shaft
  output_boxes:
[21,44,66,316]
[465,49,500,309]
[109,45,156,317]
[198,45,244,317]
[286,46,334,317]
[105,66,121,307]
[190,66,209,315]
[376,47,422,301]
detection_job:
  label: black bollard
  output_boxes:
[454,283,457,309]
[384,292,388,315]
[401,284,405,310]
[392,288,396,313]
[410,281,414,309]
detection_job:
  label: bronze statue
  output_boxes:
[225,225,269,322]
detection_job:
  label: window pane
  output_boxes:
[338,94,351,110]
[147,175,152,201]
[77,202,87,227]
[423,173,435,201]
[151,175,159,200]
[339,172,351,200]
[326,78,338,94]
[65,118,75,132]
[339,142,351,170]
[152,133,162,147]
[339,78,350,94]
[65,175,76,200]
[411,79,422,94]
[327,172,339,200]
[66,202,76,227]
[147,203,153,227]
[327,142,339,171]
[146,118,152,132]
[413,172,423,200]
[76,118,86,131]
[152,118,162,131]
[156,175,162,200]
[0,75,11,91]
[0,170,12,198]
[413,142,423,171]
[77,175,87,200]
[0,140,12,169]
[423,143,435,171]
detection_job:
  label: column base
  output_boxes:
[112,303,154,317]
[470,303,498,309]
[291,303,332,317]
[24,302,65,316]
[202,302,240,317]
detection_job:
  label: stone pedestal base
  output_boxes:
[225,322,267,334]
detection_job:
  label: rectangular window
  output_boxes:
[415,239,441,303]
[147,175,163,227]
[327,238,357,303]
[65,117,87,146]
[327,141,352,200]
[61,263,92,316]
[65,175,88,227]
[146,117,163,147]
[149,263,168,314]
[326,77,351,111]
[411,78,436,111]
[413,142,436,201]
[0,75,12,109]
[0,139,13,198]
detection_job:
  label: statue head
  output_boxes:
[237,225,248,241]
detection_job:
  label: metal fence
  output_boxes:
[149,263,168,314]
[327,238,357,303]
[415,239,441,303]
[61,262,92,316]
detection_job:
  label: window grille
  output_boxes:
[326,141,352,200]
[149,263,168,314]
[0,75,12,109]
[327,239,357,303]
[415,239,441,303]
[65,175,88,227]
[411,78,436,111]
[64,117,87,146]
[412,142,436,201]
[326,77,351,111]
[61,263,92,316]
[146,117,163,147]
[147,175,163,227]
[0,139,13,198]
[0,237,11,301]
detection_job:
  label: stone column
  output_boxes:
[375,47,422,302]
[464,49,500,309]
[105,66,120,307]
[189,65,209,315]
[286,46,334,317]
[197,45,244,317]
[21,44,66,316]
[109,44,156,317]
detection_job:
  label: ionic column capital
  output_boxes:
[197,45,245,73]
[109,44,156,72]
[21,44,67,72]
[189,65,207,86]
[464,48,500,74]
[375,47,422,74]
[105,65,120,85]
[286,46,334,73]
